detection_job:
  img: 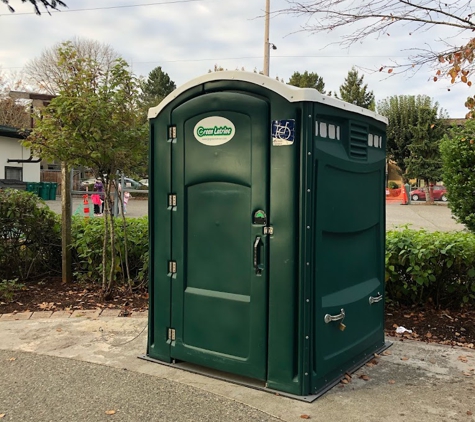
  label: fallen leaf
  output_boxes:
[105,410,116,415]
[8,357,16,362]
[463,372,472,377]
[56,328,62,332]
[401,357,409,361]
[0,414,5,418]
[359,374,370,381]
[388,380,396,384]
[467,410,473,416]
[382,350,392,356]
[426,332,432,339]
[458,356,468,363]
[300,415,311,419]
[341,378,349,384]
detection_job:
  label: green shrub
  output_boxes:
[0,278,25,302]
[440,120,475,232]
[386,229,475,308]
[388,181,399,189]
[71,216,148,287]
[0,189,61,281]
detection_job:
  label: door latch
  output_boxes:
[263,226,274,235]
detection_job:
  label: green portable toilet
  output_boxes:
[145,71,389,400]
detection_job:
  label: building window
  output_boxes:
[5,166,23,180]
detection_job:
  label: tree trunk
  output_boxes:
[61,162,72,284]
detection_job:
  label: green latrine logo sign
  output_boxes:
[193,116,235,146]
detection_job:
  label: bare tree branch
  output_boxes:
[2,0,67,15]
[282,1,475,86]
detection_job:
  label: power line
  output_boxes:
[1,54,409,71]
[2,55,409,71]
[0,0,203,17]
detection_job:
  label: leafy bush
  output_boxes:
[440,120,475,232]
[0,278,25,302]
[388,181,399,189]
[386,229,475,308]
[0,189,61,281]
[71,216,148,287]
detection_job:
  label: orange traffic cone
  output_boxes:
[83,194,90,218]
[401,185,408,205]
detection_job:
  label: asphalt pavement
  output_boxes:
[0,313,474,421]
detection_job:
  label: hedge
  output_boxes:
[386,228,475,308]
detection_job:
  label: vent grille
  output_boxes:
[349,122,368,160]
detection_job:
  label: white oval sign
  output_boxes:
[193,116,235,146]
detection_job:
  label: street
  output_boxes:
[45,197,466,232]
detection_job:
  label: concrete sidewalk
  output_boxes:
[0,312,474,421]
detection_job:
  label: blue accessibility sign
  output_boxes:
[271,119,295,146]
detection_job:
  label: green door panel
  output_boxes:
[311,148,385,391]
[170,92,269,380]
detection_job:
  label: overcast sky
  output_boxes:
[1,0,472,118]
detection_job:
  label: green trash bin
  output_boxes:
[38,182,51,200]
[49,182,58,200]
[26,182,35,193]
[26,182,40,196]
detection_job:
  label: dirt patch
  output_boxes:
[385,304,475,348]
[0,278,148,315]
[1,279,474,348]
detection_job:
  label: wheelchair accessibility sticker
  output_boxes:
[271,119,295,146]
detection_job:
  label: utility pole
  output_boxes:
[263,0,270,76]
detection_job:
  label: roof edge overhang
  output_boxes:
[0,125,29,139]
[148,71,388,125]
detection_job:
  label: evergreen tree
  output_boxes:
[288,71,325,94]
[140,66,176,110]
[378,95,447,185]
[338,67,375,110]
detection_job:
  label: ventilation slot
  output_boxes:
[349,122,368,160]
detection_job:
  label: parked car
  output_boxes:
[410,185,448,202]
[121,177,144,189]
[80,177,96,186]
[139,178,148,186]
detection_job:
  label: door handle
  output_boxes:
[253,236,263,275]
[369,293,383,304]
[324,308,345,324]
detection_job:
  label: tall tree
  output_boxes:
[0,97,29,128]
[338,67,375,110]
[139,66,176,110]
[377,95,445,181]
[440,120,475,232]
[288,70,325,93]
[25,42,147,294]
[2,0,66,14]
[24,37,119,95]
[404,106,448,200]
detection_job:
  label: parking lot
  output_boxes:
[46,198,467,232]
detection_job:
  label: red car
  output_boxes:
[410,185,448,202]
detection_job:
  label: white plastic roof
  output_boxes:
[148,71,388,124]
